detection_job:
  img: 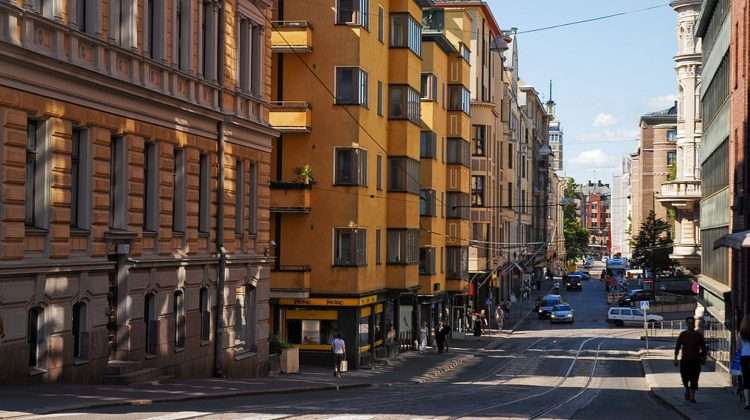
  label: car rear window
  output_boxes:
[610,309,620,315]
[543,298,560,306]
[554,305,570,311]
[621,309,632,316]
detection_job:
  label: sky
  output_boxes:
[488,0,677,186]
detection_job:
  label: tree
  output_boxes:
[562,178,588,262]
[630,210,673,273]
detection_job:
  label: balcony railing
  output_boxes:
[657,180,701,204]
[270,182,312,213]
[271,21,312,53]
[269,101,312,133]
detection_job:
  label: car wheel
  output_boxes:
[615,320,624,327]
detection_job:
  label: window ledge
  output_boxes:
[29,367,47,376]
[198,231,209,239]
[234,350,257,361]
[142,230,158,238]
[174,347,185,353]
[73,358,89,366]
[173,231,186,238]
[145,354,157,360]
[25,227,48,236]
[70,228,90,237]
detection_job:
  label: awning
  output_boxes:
[713,230,750,250]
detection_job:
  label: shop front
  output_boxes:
[277,295,384,369]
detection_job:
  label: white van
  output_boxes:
[607,307,663,327]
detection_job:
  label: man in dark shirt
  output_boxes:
[674,317,707,403]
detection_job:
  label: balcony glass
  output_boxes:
[422,9,444,33]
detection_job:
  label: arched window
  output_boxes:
[174,290,185,349]
[199,287,210,341]
[27,307,45,368]
[72,302,88,360]
[144,293,157,355]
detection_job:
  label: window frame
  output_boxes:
[143,141,159,232]
[447,85,471,114]
[335,67,369,106]
[389,13,422,56]
[71,127,91,230]
[386,229,420,265]
[471,175,485,207]
[446,192,470,220]
[199,287,210,341]
[235,159,245,234]
[25,119,49,230]
[334,148,368,187]
[172,147,186,233]
[420,131,437,160]
[472,125,486,156]
[388,157,420,194]
[72,302,88,360]
[420,189,437,217]
[388,84,421,123]
[198,152,210,234]
[420,73,438,101]
[333,228,368,266]
[419,247,436,275]
[447,138,470,167]
[174,290,186,350]
[110,134,128,230]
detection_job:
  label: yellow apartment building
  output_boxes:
[0,0,276,384]
[269,0,442,368]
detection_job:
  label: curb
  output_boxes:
[0,382,371,419]
[638,350,691,420]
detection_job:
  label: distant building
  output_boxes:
[612,158,632,258]
[574,181,611,257]
[546,84,563,172]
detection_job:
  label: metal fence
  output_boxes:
[646,319,731,367]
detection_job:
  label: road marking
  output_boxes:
[233,415,292,420]
[143,412,210,420]
[21,414,84,419]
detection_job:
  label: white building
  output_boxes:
[612,158,632,258]
[546,83,563,173]
[656,0,702,273]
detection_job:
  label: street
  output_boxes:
[17,265,681,420]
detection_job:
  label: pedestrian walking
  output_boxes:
[738,317,750,409]
[495,305,505,332]
[480,309,488,332]
[419,322,428,353]
[472,312,482,337]
[674,317,707,403]
[332,333,346,377]
[435,321,447,353]
[385,324,397,361]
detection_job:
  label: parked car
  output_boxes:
[571,271,591,281]
[583,260,592,268]
[538,295,562,319]
[566,274,583,291]
[607,307,663,327]
[618,289,654,307]
[550,304,575,324]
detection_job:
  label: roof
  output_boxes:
[431,1,503,37]
[640,102,678,124]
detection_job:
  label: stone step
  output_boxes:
[103,367,162,385]
[104,360,141,376]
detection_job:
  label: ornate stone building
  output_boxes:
[0,0,275,384]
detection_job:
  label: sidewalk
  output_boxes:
[641,348,747,419]
[0,336,498,419]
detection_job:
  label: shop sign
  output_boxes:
[280,294,378,307]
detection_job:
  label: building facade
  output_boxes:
[611,158,633,258]
[0,0,275,384]
[546,87,563,173]
[657,0,703,273]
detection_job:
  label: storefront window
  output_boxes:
[286,318,336,346]
[359,316,370,348]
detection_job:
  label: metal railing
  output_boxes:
[645,319,731,366]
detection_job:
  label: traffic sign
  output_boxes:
[640,300,650,311]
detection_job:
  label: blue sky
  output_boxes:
[489,0,677,185]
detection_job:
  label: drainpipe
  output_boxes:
[214,4,226,378]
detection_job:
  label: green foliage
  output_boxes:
[630,210,673,272]
[667,164,677,181]
[562,178,588,262]
[269,335,294,354]
[296,164,314,184]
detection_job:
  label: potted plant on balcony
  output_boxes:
[296,164,314,185]
[271,335,299,374]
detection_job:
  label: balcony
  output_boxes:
[270,182,312,213]
[271,21,313,53]
[657,180,701,208]
[271,265,311,295]
[269,102,312,133]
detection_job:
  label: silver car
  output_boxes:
[549,304,575,324]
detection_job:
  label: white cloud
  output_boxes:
[569,149,615,168]
[647,94,677,109]
[575,128,640,144]
[593,113,618,128]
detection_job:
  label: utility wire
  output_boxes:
[516,3,670,35]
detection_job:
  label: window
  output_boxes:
[244,286,257,350]
[702,139,729,196]
[198,153,210,233]
[390,13,422,56]
[387,229,419,264]
[447,85,470,114]
[472,125,486,156]
[388,157,419,194]
[377,5,384,43]
[37,0,58,18]
[471,176,485,207]
[25,120,48,229]
[459,42,470,62]
[376,155,383,191]
[27,307,45,368]
[76,0,98,34]
[447,138,470,167]
[172,148,186,233]
[239,17,263,95]
[420,131,437,159]
[335,148,368,186]
[110,135,128,230]
[377,81,383,116]
[334,228,367,266]
[419,248,436,275]
[235,160,245,233]
[666,128,677,142]
[521,158,526,178]
[71,128,90,230]
[376,228,382,264]
[507,144,513,168]
[667,151,677,166]
[389,85,421,123]
[146,0,164,59]
[702,53,729,127]
[248,162,258,235]
[72,302,88,360]
[447,192,470,219]
[175,0,190,71]
[446,247,468,279]
[335,67,368,106]
[110,0,136,47]
[199,287,210,341]
[421,73,438,101]
[174,290,185,349]
[144,293,157,355]
[201,0,220,80]
[337,0,369,27]
[143,142,158,231]
[420,189,437,217]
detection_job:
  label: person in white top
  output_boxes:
[332,334,346,377]
[419,322,428,353]
[739,318,750,409]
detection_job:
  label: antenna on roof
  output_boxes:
[549,80,553,101]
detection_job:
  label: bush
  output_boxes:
[269,335,294,354]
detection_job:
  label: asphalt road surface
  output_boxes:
[20,263,682,419]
